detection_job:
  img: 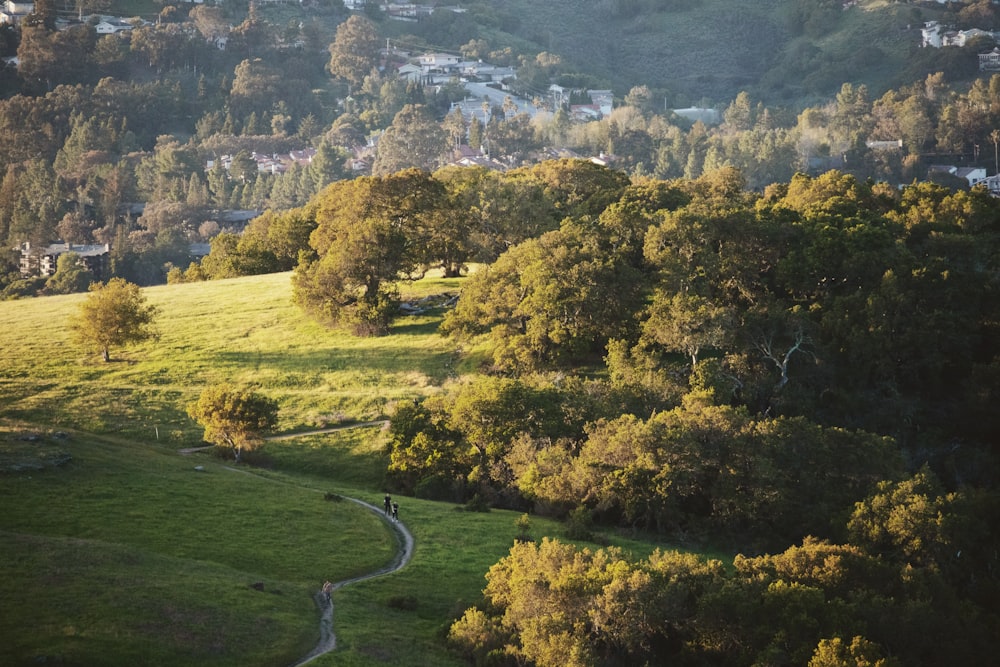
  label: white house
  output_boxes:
[980,46,1000,71]
[95,18,134,34]
[0,0,33,26]
[673,107,722,125]
[397,62,423,83]
[587,90,614,117]
[418,53,460,74]
[928,164,988,188]
[922,21,943,48]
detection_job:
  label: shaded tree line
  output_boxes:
[448,469,1000,667]
[376,163,999,568]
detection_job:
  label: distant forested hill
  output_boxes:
[419,0,973,106]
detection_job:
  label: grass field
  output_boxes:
[0,272,687,666]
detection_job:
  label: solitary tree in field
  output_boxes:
[70,278,158,362]
[187,384,278,463]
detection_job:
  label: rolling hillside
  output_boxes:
[498,0,931,104]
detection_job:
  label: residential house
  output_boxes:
[866,139,903,151]
[673,107,722,125]
[449,98,491,124]
[95,18,134,34]
[418,53,460,75]
[569,104,602,122]
[0,0,33,26]
[587,90,614,117]
[979,173,1000,195]
[459,61,516,83]
[946,28,994,47]
[922,21,944,48]
[19,242,110,280]
[397,62,423,84]
[927,164,988,188]
[589,152,619,167]
[981,47,1000,71]
[207,148,318,175]
[923,21,998,48]
[448,144,507,171]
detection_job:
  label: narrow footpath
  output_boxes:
[179,419,408,665]
[290,496,414,667]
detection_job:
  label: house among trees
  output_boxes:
[207,148,317,175]
[0,0,33,26]
[980,46,1000,71]
[94,17,135,34]
[19,242,111,280]
[418,53,460,75]
[927,164,988,188]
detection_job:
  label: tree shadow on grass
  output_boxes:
[387,317,445,337]
[211,345,452,378]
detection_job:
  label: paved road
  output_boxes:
[462,81,541,118]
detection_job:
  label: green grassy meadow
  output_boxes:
[0,272,683,666]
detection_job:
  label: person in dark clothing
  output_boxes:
[384,494,392,515]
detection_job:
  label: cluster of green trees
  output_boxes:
[189,161,1000,495]
[352,161,997,664]
[448,472,1000,667]
[0,2,356,295]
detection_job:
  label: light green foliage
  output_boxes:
[513,159,630,218]
[44,252,92,295]
[451,537,725,667]
[514,400,902,541]
[387,375,608,499]
[642,291,734,367]
[809,636,900,667]
[69,278,158,362]
[202,208,318,280]
[442,221,645,371]
[187,383,279,462]
[847,468,958,566]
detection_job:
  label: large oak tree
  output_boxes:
[293,169,442,335]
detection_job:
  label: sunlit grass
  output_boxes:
[0,272,459,440]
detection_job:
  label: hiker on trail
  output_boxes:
[391,501,399,522]
[384,494,392,515]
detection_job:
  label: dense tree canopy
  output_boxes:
[293,169,443,335]
[327,14,380,88]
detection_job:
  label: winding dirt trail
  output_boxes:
[179,419,407,664]
[290,497,414,667]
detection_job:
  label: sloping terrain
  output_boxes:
[493,0,942,104]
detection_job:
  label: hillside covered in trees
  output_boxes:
[2,1,1000,664]
[5,1,1000,299]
